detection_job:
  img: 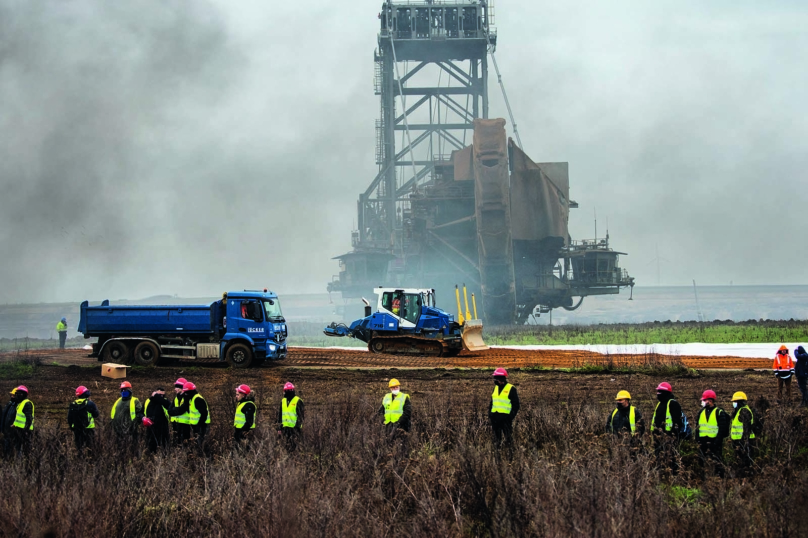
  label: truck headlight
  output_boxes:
[269,344,276,351]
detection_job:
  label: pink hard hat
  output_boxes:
[656,382,672,392]
[174,378,187,387]
[492,368,508,377]
[182,382,196,391]
[701,389,717,401]
[75,386,89,397]
[283,382,295,391]
[120,381,132,390]
[236,384,251,395]
[15,385,28,394]
[142,417,154,427]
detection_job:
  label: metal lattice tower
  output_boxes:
[358,1,495,255]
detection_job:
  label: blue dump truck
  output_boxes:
[79,290,287,368]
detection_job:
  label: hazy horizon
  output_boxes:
[2,0,807,304]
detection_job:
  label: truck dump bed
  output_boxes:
[79,300,217,336]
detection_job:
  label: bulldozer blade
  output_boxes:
[461,319,489,352]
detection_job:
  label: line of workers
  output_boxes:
[0,368,761,470]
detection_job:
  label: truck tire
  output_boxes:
[133,341,160,367]
[103,341,130,363]
[226,343,253,368]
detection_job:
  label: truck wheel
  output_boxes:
[103,341,130,363]
[226,343,253,368]
[133,341,160,367]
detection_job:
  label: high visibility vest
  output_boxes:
[144,399,169,422]
[652,400,674,432]
[491,384,513,414]
[234,401,256,429]
[774,351,794,371]
[610,406,636,434]
[171,395,190,424]
[56,321,67,332]
[382,393,408,424]
[731,406,756,441]
[188,394,210,425]
[73,398,95,429]
[111,397,138,421]
[282,397,301,427]
[698,407,720,438]
[12,399,34,430]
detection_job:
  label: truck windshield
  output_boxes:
[264,299,284,321]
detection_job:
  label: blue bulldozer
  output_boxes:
[324,286,489,357]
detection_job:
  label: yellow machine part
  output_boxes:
[461,319,489,352]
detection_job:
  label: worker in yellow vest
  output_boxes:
[56,317,68,349]
[277,382,304,450]
[234,384,257,448]
[489,368,520,447]
[111,381,144,455]
[177,382,209,451]
[606,390,645,436]
[378,379,411,436]
[68,386,100,453]
[143,388,171,453]
[8,385,34,456]
[168,378,191,445]
[730,391,761,475]
[696,389,730,477]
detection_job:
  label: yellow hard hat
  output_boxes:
[388,378,400,388]
[615,390,631,400]
[731,391,748,402]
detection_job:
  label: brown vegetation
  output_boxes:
[0,366,805,536]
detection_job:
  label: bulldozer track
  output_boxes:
[2,347,774,370]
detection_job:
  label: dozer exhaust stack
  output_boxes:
[456,284,490,352]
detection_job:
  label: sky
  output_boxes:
[0,0,806,304]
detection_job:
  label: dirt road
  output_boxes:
[0,346,772,370]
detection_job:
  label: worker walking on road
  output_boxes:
[278,382,304,450]
[169,378,191,445]
[56,317,68,349]
[696,390,730,477]
[794,346,808,406]
[652,382,684,474]
[111,381,144,456]
[7,386,34,457]
[234,384,257,448]
[606,390,645,436]
[68,386,99,454]
[489,368,520,448]
[379,379,411,437]
[730,391,760,476]
[143,388,171,453]
[774,345,795,402]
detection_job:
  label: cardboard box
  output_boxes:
[102,363,127,379]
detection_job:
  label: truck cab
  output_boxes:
[221,291,288,362]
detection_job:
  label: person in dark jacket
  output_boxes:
[68,386,100,453]
[169,378,191,445]
[489,368,520,448]
[1,389,19,458]
[234,384,257,448]
[794,346,808,406]
[111,381,143,456]
[170,382,209,452]
[696,390,730,477]
[652,382,683,474]
[606,390,645,436]
[143,389,171,453]
[278,382,304,450]
[729,391,760,476]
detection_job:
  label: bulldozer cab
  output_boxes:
[377,288,431,328]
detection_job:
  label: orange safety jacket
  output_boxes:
[774,346,794,372]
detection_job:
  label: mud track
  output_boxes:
[0,347,772,370]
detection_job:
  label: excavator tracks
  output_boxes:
[367,335,462,357]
